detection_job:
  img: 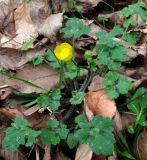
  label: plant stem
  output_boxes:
[58,61,64,88]
[121,90,147,107]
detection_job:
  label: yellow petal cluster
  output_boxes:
[54,43,73,62]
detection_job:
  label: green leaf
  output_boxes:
[37,89,61,111]
[109,25,124,37]
[70,91,85,105]
[74,115,115,155]
[104,71,132,99]
[128,125,135,134]
[98,16,109,22]
[75,114,89,128]
[46,119,59,128]
[85,50,97,72]
[128,87,147,112]
[40,119,69,145]
[96,31,117,48]
[40,129,60,145]
[60,17,91,38]
[122,32,139,45]
[138,115,147,126]
[96,25,123,48]
[46,49,60,69]
[65,61,84,80]
[96,44,128,70]
[2,116,40,151]
[120,151,135,160]
[32,56,45,65]
[21,38,35,50]
[120,2,147,21]
[67,133,78,149]
[123,19,137,28]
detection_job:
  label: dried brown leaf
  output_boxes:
[37,13,63,38]
[6,63,59,93]
[43,145,51,160]
[76,0,102,12]
[121,112,136,131]
[28,0,51,26]
[1,3,38,48]
[0,47,46,70]
[84,91,116,119]
[23,105,40,116]
[75,144,93,160]
[0,106,50,129]
[88,75,104,91]
[134,132,147,160]
[0,0,19,36]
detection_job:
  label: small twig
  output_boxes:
[0,85,9,89]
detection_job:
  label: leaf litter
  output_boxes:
[0,0,147,160]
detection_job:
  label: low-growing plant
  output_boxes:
[1,2,147,158]
[127,87,147,134]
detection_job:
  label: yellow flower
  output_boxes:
[54,43,73,62]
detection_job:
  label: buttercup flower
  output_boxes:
[54,43,73,62]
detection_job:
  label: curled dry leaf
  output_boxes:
[84,91,116,118]
[0,106,50,129]
[115,38,147,58]
[75,144,93,160]
[28,0,51,26]
[6,63,59,93]
[98,11,123,26]
[0,0,19,36]
[113,111,122,132]
[37,13,63,38]
[76,0,102,12]
[134,132,147,160]
[0,47,46,70]
[88,75,104,91]
[121,112,136,131]
[23,105,40,116]
[43,145,51,160]
[0,75,12,100]
[1,3,38,48]
[84,91,122,132]
[132,78,147,90]
[107,152,118,160]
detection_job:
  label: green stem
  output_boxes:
[24,99,38,107]
[0,71,47,91]
[58,61,64,88]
